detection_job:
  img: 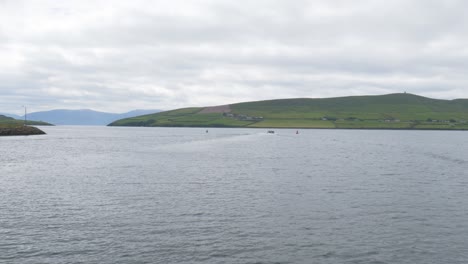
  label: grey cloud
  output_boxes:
[1,0,468,113]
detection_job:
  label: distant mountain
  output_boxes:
[0,112,21,119]
[109,93,468,130]
[117,110,163,119]
[24,109,161,125]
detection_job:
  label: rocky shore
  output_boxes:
[0,126,46,136]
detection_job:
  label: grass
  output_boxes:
[110,108,255,127]
[249,119,335,128]
[0,115,52,127]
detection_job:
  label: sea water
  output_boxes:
[1,126,468,263]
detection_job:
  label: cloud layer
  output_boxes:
[1,0,468,113]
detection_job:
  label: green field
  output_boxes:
[0,115,52,127]
[109,93,468,130]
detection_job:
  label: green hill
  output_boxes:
[0,115,52,127]
[0,115,51,136]
[108,93,468,130]
[0,115,53,127]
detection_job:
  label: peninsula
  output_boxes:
[0,115,50,136]
[108,93,468,130]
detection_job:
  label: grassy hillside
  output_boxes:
[0,115,50,136]
[108,93,468,130]
[0,115,52,127]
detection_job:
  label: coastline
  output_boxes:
[0,126,46,136]
[108,124,468,131]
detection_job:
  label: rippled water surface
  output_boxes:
[1,126,468,263]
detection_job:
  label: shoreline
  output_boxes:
[0,126,46,136]
[107,125,468,131]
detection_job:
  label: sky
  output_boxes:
[1,0,468,114]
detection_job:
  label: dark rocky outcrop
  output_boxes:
[0,126,46,136]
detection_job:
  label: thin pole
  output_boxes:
[23,106,27,126]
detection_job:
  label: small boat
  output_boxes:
[267,130,275,134]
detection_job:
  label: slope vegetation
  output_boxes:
[0,115,52,127]
[109,93,468,130]
[0,115,50,136]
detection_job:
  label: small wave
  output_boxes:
[425,152,467,165]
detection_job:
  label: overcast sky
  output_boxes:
[1,0,468,114]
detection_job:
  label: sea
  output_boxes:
[1,126,468,264]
